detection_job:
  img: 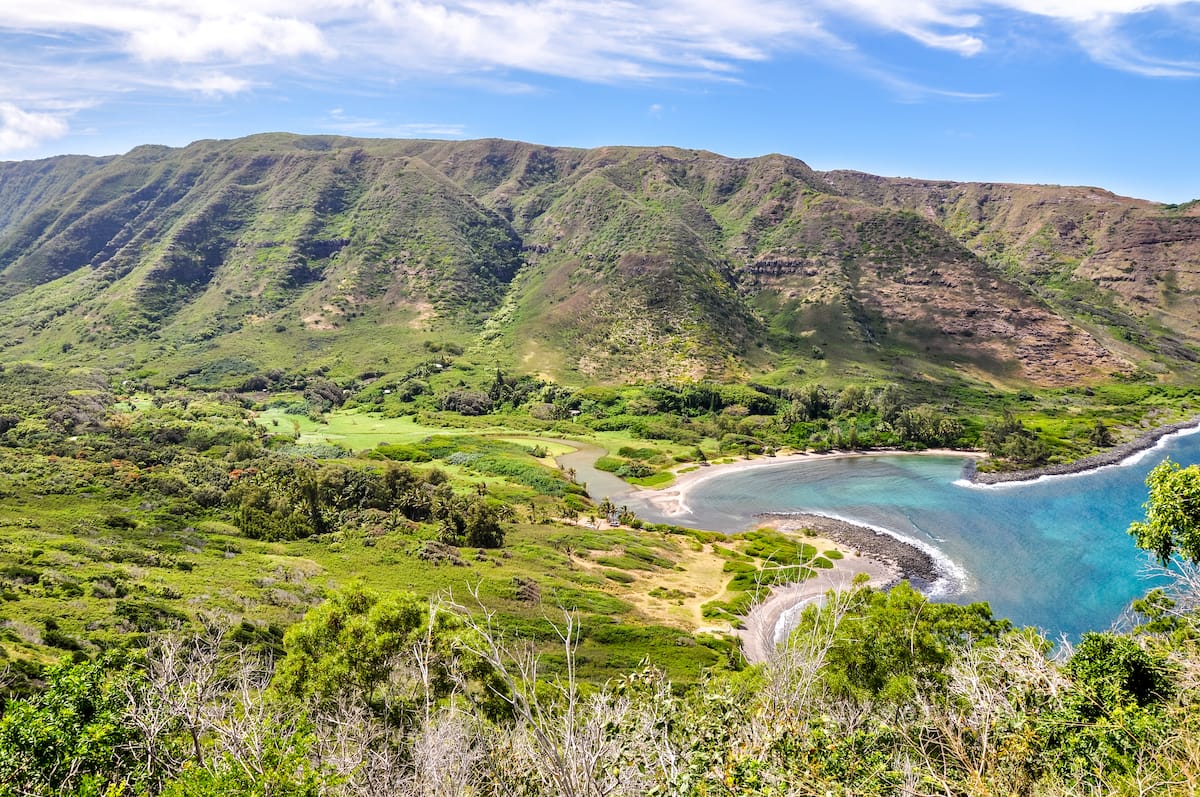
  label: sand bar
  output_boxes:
[736,513,949,664]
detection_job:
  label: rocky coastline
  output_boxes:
[758,512,940,588]
[966,417,1200,485]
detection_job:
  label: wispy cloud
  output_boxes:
[821,0,986,56]
[170,73,254,96]
[0,103,69,154]
[1071,12,1200,77]
[1,1,1198,151]
[394,122,469,137]
[323,108,466,138]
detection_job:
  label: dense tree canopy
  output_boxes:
[791,580,1008,703]
[274,583,436,706]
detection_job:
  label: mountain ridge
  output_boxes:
[0,134,1195,388]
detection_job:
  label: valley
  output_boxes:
[0,134,1198,796]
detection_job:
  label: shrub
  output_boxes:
[437,389,493,416]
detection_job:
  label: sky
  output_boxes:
[1,1,1198,203]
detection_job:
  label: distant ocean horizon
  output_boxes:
[627,428,1200,638]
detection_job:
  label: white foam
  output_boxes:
[774,595,824,647]
[774,510,969,598]
[959,422,1200,491]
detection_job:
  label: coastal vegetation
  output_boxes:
[0,134,1198,793]
[4,562,1200,796]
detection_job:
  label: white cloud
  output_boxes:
[352,1,831,81]
[127,15,329,63]
[0,103,69,154]
[821,0,986,56]
[170,73,254,96]
[0,0,1197,146]
[1,3,333,63]
[997,1,1197,24]
[819,1,1200,70]
[3,2,1199,87]
[323,109,466,137]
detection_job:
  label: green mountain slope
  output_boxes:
[0,134,1195,387]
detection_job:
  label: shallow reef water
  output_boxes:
[631,429,1200,638]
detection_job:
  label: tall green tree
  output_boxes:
[791,582,1008,704]
[274,584,426,703]
[1128,459,1200,564]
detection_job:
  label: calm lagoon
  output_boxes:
[627,428,1200,638]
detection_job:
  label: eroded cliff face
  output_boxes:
[0,135,1192,385]
[823,171,1200,369]
[734,195,1129,386]
[1076,216,1200,340]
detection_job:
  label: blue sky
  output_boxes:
[1,2,1198,202]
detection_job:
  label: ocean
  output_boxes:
[626,428,1200,637]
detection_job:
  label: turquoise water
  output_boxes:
[626,429,1200,637]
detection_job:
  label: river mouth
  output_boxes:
[618,431,1200,638]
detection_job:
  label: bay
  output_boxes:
[624,428,1200,637]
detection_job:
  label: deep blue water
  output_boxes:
[626,428,1200,637]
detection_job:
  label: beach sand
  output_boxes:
[632,421,1199,663]
[736,546,898,664]
[735,512,948,663]
[630,450,967,664]
[637,448,972,517]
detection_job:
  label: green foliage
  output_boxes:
[1088,419,1115,448]
[742,530,817,567]
[1129,459,1200,564]
[160,751,326,797]
[792,582,1008,703]
[440,498,508,548]
[5,576,1200,797]
[0,657,142,796]
[981,411,1050,466]
[370,443,433,462]
[437,388,493,416]
[1043,632,1174,776]
[273,583,444,712]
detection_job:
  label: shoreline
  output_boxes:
[635,447,971,517]
[966,417,1200,485]
[622,416,1200,662]
[631,417,1200,509]
[736,556,896,665]
[759,513,942,587]
[736,513,947,664]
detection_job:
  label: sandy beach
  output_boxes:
[637,447,972,517]
[737,550,897,664]
[629,421,1199,663]
[735,512,950,663]
[629,448,970,663]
